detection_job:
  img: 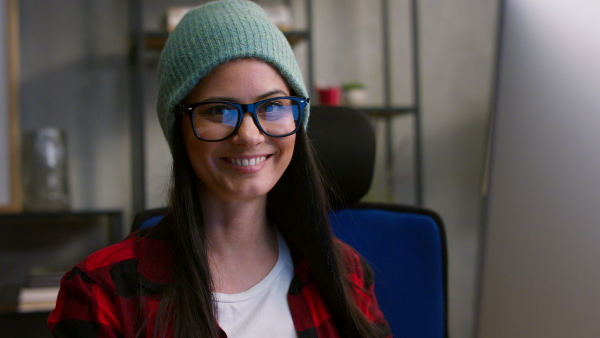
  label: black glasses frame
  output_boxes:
[176,96,309,142]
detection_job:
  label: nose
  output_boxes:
[231,113,265,146]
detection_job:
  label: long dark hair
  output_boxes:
[154,120,384,337]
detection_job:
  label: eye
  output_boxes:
[260,101,284,113]
[203,106,233,115]
[196,104,235,117]
[257,100,296,123]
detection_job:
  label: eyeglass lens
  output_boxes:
[191,98,300,140]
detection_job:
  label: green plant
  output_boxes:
[342,82,365,91]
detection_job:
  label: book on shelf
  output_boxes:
[16,266,66,313]
[17,286,60,313]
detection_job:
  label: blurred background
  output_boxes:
[3,0,500,336]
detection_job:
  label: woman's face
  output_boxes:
[181,59,296,202]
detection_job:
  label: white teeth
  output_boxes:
[229,156,266,167]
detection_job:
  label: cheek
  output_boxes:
[278,135,296,163]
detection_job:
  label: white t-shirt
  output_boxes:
[214,232,296,337]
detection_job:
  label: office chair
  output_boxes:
[131,106,447,337]
[309,106,447,337]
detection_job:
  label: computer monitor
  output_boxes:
[477,1,600,337]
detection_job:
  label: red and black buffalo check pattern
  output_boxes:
[48,221,390,337]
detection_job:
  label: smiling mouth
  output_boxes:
[226,156,268,167]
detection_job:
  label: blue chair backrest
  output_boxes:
[330,203,447,337]
[138,215,163,230]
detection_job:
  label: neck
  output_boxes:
[200,194,270,247]
[199,193,279,294]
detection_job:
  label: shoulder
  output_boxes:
[79,233,139,271]
[49,228,171,336]
[76,230,144,272]
[72,227,173,286]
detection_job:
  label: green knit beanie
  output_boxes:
[157,0,309,152]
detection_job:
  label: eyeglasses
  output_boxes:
[176,96,309,142]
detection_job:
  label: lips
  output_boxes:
[225,156,268,167]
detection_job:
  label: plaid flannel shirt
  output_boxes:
[48,221,391,337]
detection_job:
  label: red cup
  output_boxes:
[316,87,342,106]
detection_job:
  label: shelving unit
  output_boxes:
[355,0,421,205]
[387,0,421,205]
[128,0,421,212]
[0,210,122,336]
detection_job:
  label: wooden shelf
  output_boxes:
[144,30,309,51]
[0,211,122,315]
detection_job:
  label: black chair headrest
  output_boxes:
[307,106,376,209]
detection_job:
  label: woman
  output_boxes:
[48,1,390,337]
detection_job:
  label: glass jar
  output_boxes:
[23,127,71,211]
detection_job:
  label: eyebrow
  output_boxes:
[202,90,290,103]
